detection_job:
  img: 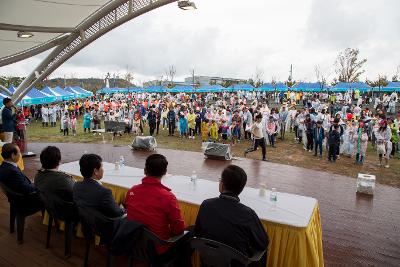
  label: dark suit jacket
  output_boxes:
[0,161,36,195]
[73,178,124,218]
[1,107,15,132]
[195,193,269,257]
[34,169,75,201]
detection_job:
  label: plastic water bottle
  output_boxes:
[119,156,125,168]
[270,188,277,210]
[190,171,197,187]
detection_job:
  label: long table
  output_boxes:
[60,161,324,267]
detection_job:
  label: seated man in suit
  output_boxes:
[34,146,75,201]
[0,143,42,213]
[73,154,124,218]
[194,165,269,266]
[125,154,188,265]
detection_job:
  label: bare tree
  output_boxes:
[392,64,400,82]
[315,64,327,90]
[253,67,264,87]
[335,48,367,83]
[124,65,134,86]
[164,65,176,86]
[366,75,388,88]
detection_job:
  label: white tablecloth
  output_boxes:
[60,161,317,228]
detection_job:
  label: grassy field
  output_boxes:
[26,118,400,188]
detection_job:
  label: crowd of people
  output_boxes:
[1,89,399,166]
[0,143,269,266]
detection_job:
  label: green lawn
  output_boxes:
[26,118,400,188]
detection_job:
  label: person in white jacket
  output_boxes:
[244,114,267,161]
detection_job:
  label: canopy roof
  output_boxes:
[380,82,400,92]
[196,85,225,93]
[0,0,111,62]
[331,82,371,92]
[291,82,328,92]
[169,85,195,93]
[257,83,288,92]
[65,86,93,97]
[227,84,254,91]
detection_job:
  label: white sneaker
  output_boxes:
[385,165,390,168]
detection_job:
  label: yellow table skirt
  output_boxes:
[0,146,24,170]
[101,179,324,267]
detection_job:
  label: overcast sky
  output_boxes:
[1,0,400,85]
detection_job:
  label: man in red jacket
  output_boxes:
[125,154,187,263]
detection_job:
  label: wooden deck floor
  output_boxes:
[0,142,399,267]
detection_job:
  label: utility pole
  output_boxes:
[192,69,195,87]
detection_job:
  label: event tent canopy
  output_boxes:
[257,83,289,92]
[227,84,254,91]
[65,86,93,98]
[169,85,195,93]
[144,86,167,93]
[291,82,329,92]
[196,85,225,93]
[41,86,75,101]
[330,82,371,93]
[376,82,400,92]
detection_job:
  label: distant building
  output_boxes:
[184,76,247,86]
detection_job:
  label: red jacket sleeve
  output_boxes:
[167,194,185,236]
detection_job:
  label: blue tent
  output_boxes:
[227,84,254,92]
[65,86,85,98]
[291,82,328,92]
[65,86,93,98]
[257,83,289,92]
[20,88,57,105]
[53,86,75,100]
[97,87,127,94]
[41,86,75,101]
[144,86,167,93]
[376,82,400,93]
[330,82,371,93]
[196,85,225,93]
[128,87,144,93]
[6,85,57,105]
[256,83,274,92]
[169,85,195,93]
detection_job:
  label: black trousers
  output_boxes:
[195,122,201,135]
[328,144,338,161]
[149,122,156,136]
[306,132,313,150]
[246,138,266,159]
[156,121,161,134]
[168,121,175,135]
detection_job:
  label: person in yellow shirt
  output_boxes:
[187,109,196,139]
[210,120,219,142]
[201,119,209,142]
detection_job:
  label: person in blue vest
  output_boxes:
[83,109,91,133]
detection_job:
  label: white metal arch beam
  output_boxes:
[12,0,177,104]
